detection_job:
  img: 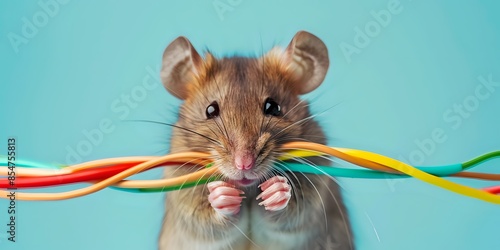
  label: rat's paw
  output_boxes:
[207,181,245,216]
[256,176,291,211]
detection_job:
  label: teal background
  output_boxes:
[1,0,499,249]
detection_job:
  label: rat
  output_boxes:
[158,31,353,250]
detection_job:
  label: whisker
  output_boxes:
[264,93,326,136]
[124,119,222,146]
[265,101,343,144]
[266,99,310,133]
[212,118,227,139]
[279,153,353,248]
[190,162,219,198]
[180,162,211,191]
[258,40,270,137]
[278,159,328,231]
[365,212,380,243]
[209,73,231,141]
[206,126,221,141]
[274,135,329,144]
[270,162,304,226]
[226,237,235,250]
[227,218,261,249]
[159,157,208,192]
[279,150,348,192]
[279,160,318,227]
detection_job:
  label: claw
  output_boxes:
[257,176,291,211]
[208,181,245,216]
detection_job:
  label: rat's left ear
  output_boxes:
[284,31,329,94]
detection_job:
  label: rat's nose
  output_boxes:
[234,152,255,171]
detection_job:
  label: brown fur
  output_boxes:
[159,33,354,250]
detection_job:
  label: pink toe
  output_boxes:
[207,181,236,192]
[257,182,290,200]
[259,176,288,190]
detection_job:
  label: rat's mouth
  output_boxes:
[231,177,258,186]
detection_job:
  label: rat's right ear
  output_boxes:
[160,36,202,100]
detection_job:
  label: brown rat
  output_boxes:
[158,31,353,250]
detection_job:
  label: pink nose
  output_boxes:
[235,152,255,171]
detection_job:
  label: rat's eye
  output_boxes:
[206,101,220,119]
[263,98,281,116]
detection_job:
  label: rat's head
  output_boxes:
[161,31,329,186]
